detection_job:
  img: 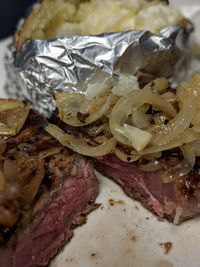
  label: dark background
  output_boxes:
[0,0,35,39]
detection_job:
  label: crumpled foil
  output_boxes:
[5,24,192,116]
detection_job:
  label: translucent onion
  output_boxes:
[53,74,200,178]
[161,144,195,183]
[115,148,141,162]
[55,92,114,126]
[150,96,196,146]
[145,77,169,94]
[188,140,200,156]
[132,109,151,128]
[46,123,116,157]
[109,89,177,145]
[141,129,200,155]
[139,159,162,172]
[161,92,176,103]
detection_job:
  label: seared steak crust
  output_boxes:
[0,111,98,267]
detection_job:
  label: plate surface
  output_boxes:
[1,2,200,267]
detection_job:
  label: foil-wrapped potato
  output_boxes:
[5,0,192,116]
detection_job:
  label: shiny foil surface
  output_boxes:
[5,24,192,116]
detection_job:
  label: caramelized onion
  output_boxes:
[0,139,6,154]
[0,100,29,136]
[55,92,114,126]
[0,201,19,228]
[20,159,45,205]
[0,171,5,191]
[0,152,45,228]
[146,77,169,94]
[3,159,18,182]
[46,123,116,157]
[53,74,200,180]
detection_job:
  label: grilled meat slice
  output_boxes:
[95,154,200,224]
[0,111,98,267]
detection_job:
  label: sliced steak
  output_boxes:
[0,111,98,267]
[95,154,200,224]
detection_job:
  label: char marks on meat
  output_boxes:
[0,111,98,267]
[95,154,200,224]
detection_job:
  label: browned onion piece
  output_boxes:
[20,159,45,205]
[13,153,45,205]
[0,139,6,154]
[55,92,114,126]
[0,171,5,191]
[3,159,18,182]
[0,152,45,228]
[0,201,20,228]
[0,100,29,136]
[46,123,116,157]
[0,99,21,111]
[145,77,169,94]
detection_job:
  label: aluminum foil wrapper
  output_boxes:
[5,24,192,116]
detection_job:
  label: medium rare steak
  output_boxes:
[95,154,200,224]
[0,111,98,267]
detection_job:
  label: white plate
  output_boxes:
[1,2,200,267]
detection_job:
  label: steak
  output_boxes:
[95,154,200,224]
[0,111,98,267]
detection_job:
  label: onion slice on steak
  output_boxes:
[0,152,45,228]
[46,123,116,157]
[115,148,141,162]
[53,74,200,179]
[0,139,6,155]
[55,92,114,126]
[0,99,29,136]
[109,89,176,146]
[161,144,195,183]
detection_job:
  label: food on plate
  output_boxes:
[0,102,98,267]
[15,0,183,51]
[46,74,200,224]
[95,154,200,225]
[0,99,29,136]
[4,0,198,227]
